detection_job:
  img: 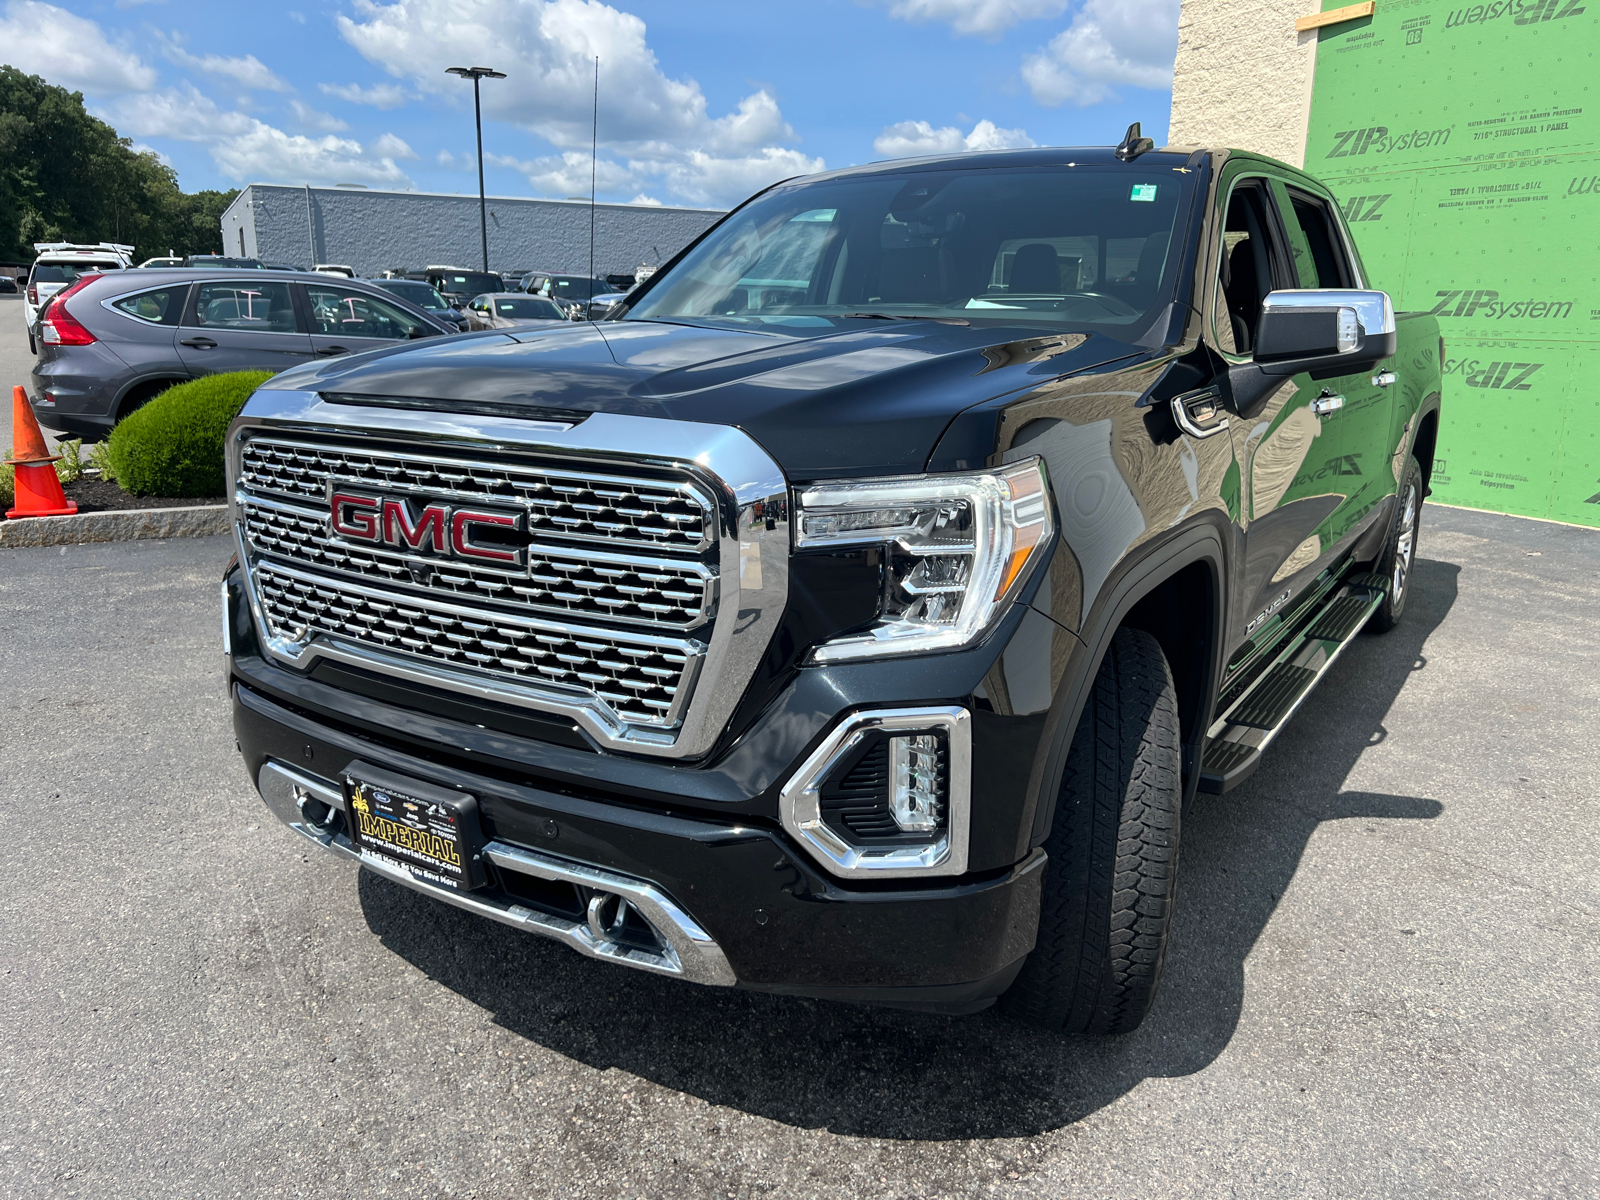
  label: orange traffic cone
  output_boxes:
[5,384,78,519]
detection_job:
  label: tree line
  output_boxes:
[0,66,237,263]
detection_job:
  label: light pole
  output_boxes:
[445,65,506,273]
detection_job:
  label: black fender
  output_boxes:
[113,373,191,420]
[1019,516,1230,854]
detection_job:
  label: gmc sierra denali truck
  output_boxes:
[224,131,1443,1035]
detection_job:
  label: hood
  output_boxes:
[265,317,1141,479]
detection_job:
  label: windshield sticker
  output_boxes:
[1130,184,1158,202]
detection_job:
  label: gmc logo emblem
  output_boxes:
[329,491,525,567]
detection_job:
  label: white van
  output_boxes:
[25,242,134,352]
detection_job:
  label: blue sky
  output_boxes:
[2,0,1180,209]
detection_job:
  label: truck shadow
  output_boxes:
[360,556,1458,1141]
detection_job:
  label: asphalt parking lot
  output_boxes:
[2,503,1597,1199]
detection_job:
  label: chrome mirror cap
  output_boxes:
[1261,288,1395,337]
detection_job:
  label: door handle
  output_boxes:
[1372,370,1397,388]
[1310,392,1345,416]
[315,345,349,357]
[1171,387,1229,439]
[179,336,217,349]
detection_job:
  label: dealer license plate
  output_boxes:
[344,770,482,890]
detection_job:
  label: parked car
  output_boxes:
[0,277,17,294]
[28,268,452,439]
[314,264,356,278]
[368,278,471,332]
[25,241,134,352]
[583,291,632,321]
[224,138,1442,1032]
[263,262,309,272]
[463,292,570,330]
[186,255,265,270]
[425,267,505,308]
[521,271,610,313]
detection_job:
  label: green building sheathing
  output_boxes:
[1305,0,1600,526]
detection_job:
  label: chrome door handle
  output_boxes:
[1372,370,1397,388]
[1310,392,1345,416]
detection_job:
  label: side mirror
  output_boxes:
[1254,289,1396,376]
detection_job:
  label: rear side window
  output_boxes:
[307,284,428,339]
[192,281,299,332]
[112,286,186,325]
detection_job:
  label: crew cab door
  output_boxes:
[1208,171,1358,653]
[1269,178,1397,551]
[176,279,313,375]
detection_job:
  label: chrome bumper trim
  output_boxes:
[255,761,736,987]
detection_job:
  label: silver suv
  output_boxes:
[30,269,455,439]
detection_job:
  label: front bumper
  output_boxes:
[235,680,1045,1011]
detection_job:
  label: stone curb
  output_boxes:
[0,505,230,549]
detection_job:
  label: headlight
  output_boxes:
[794,457,1053,662]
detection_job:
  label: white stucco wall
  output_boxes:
[219,185,724,277]
[1168,0,1319,167]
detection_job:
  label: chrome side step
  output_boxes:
[1199,574,1387,794]
[255,761,737,986]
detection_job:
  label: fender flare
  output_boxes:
[1023,518,1229,850]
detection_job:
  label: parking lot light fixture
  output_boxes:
[445,66,507,273]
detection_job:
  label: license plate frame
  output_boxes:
[342,761,487,891]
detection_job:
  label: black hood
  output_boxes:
[282,318,1142,479]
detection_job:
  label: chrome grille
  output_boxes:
[255,564,698,726]
[240,437,712,551]
[242,497,713,628]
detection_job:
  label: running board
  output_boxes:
[1199,575,1387,794]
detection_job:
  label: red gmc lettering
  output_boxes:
[451,510,519,563]
[383,498,447,551]
[330,492,380,542]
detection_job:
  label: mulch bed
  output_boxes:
[57,477,224,515]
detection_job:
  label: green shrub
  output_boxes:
[54,438,85,483]
[105,371,273,497]
[89,439,116,484]
[1,450,13,511]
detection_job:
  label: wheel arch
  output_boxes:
[1023,519,1229,850]
[113,374,188,421]
[1410,394,1442,491]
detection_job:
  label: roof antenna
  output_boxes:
[589,56,598,288]
[1115,121,1155,161]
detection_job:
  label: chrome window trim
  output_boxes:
[227,393,789,759]
[778,706,971,879]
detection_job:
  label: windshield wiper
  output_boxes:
[841,312,970,325]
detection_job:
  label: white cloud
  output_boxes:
[160,41,292,92]
[288,10,306,22]
[0,0,157,94]
[103,83,413,187]
[881,0,1070,38]
[319,80,410,109]
[337,0,820,206]
[874,118,1035,158]
[1022,0,1179,106]
[371,132,418,160]
[289,99,350,132]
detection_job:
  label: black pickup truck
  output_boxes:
[224,132,1442,1034]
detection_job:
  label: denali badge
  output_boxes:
[329,490,526,567]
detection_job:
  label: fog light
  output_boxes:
[889,733,944,832]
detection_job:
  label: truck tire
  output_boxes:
[1002,627,1182,1036]
[1367,455,1422,634]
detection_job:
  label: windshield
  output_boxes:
[492,296,563,320]
[627,165,1193,338]
[32,262,119,284]
[437,272,502,294]
[379,281,448,310]
[547,275,604,301]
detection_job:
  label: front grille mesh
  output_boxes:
[240,438,711,551]
[243,499,711,628]
[255,565,695,725]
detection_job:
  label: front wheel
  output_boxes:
[1368,455,1423,634]
[1001,627,1183,1036]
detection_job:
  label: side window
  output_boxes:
[192,281,298,332]
[1212,179,1291,356]
[307,285,427,340]
[1277,184,1355,290]
[112,286,187,325]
